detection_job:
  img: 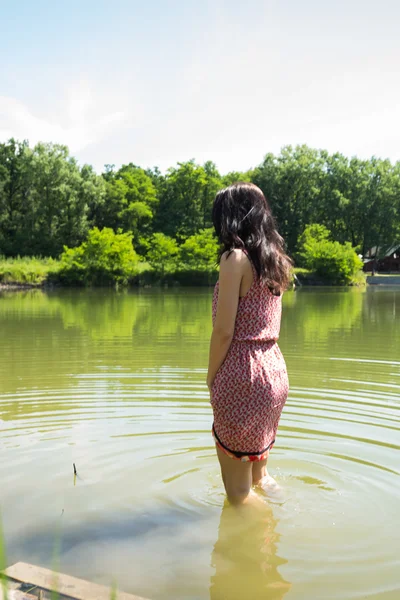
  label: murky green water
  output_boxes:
[0,287,399,600]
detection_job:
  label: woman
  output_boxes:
[207,182,291,506]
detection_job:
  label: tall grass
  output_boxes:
[0,256,60,285]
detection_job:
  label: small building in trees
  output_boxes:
[363,242,400,272]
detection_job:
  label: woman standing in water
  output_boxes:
[207,182,291,506]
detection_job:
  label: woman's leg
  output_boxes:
[216,445,253,506]
[252,453,280,493]
[252,455,268,486]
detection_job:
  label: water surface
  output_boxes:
[0,287,399,599]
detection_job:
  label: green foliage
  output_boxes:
[154,160,222,238]
[253,146,327,252]
[1,138,399,286]
[0,139,105,257]
[146,233,179,275]
[298,224,363,284]
[253,145,400,255]
[179,228,218,271]
[96,164,157,243]
[222,170,254,186]
[293,267,313,275]
[0,139,31,257]
[58,227,139,286]
[297,224,331,269]
[0,256,60,285]
[145,229,219,281]
[350,269,367,286]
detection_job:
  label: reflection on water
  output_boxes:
[211,501,291,600]
[0,287,399,600]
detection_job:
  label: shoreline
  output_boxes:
[2,274,399,292]
[0,281,381,291]
[0,282,46,290]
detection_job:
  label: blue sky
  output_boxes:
[1,0,399,173]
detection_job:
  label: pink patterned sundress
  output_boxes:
[211,249,289,462]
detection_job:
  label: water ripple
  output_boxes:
[1,288,399,600]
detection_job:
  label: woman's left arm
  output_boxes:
[206,251,243,390]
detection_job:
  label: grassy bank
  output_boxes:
[0,257,367,288]
[0,256,218,288]
[0,256,61,287]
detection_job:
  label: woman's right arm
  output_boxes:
[206,251,243,390]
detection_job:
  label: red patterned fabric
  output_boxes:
[211,250,289,462]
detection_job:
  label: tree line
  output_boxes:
[1,139,399,261]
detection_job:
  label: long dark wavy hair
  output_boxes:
[212,182,292,294]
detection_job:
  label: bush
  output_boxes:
[56,227,139,286]
[298,224,363,284]
[146,233,179,276]
[143,229,219,283]
[179,228,218,271]
[297,224,331,269]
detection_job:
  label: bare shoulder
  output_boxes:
[220,248,248,270]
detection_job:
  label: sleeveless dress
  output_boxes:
[211,250,289,462]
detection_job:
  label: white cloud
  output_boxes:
[0,79,126,154]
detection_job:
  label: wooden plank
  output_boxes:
[4,563,150,600]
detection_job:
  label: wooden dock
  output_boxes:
[367,275,400,285]
[1,562,149,600]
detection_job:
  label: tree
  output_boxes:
[146,232,179,275]
[252,146,326,253]
[202,161,223,229]
[28,143,108,256]
[96,164,158,244]
[0,140,105,257]
[222,170,254,186]
[0,139,31,255]
[1,139,399,274]
[154,160,222,239]
[179,228,218,271]
[317,154,400,254]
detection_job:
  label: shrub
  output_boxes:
[57,227,139,286]
[146,233,179,276]
[179,228,218,271]
[297,224,331,269]
[298,224,363,284]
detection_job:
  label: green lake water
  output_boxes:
[0,287,399,600]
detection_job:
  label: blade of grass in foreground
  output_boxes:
[0,512,120,600]
[110,579,118,600]
[0,513,8,600]
[50,520,63,600]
